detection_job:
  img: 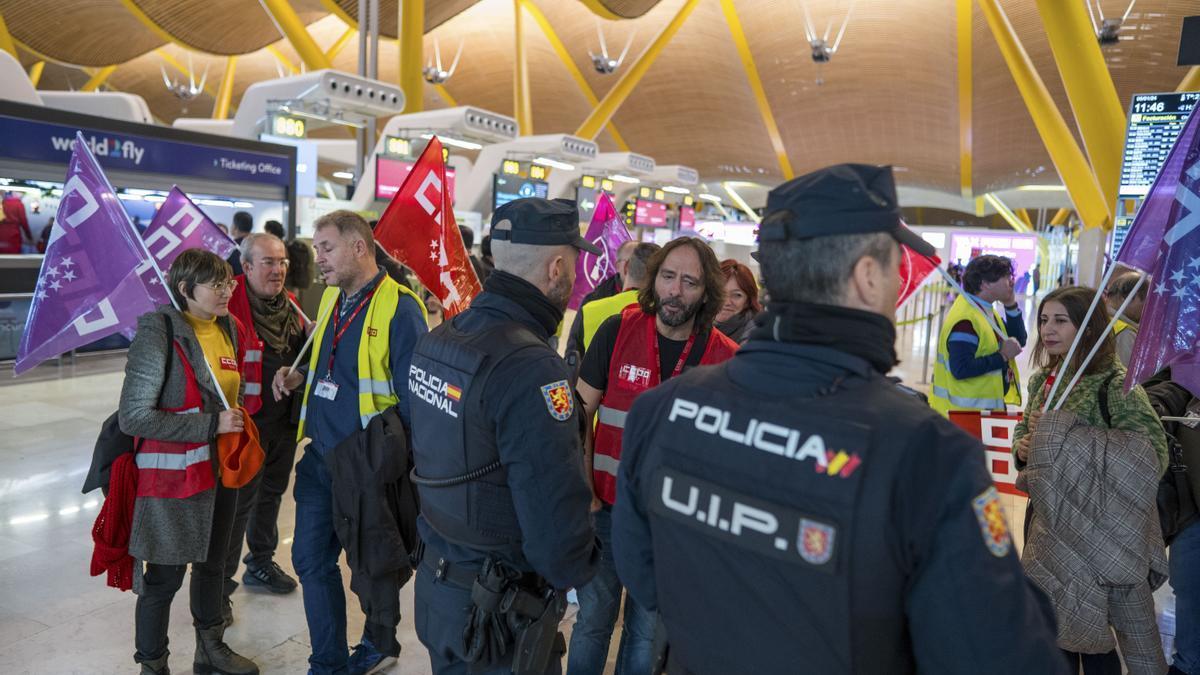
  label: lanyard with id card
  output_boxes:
[315,283,378,401]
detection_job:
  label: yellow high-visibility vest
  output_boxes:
[297,276,427,439]
[930,295,1022,416]
[580,289,640,353]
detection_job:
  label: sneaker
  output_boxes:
[347,638,397,675]
[242,561,298,594]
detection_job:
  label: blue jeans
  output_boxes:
[1172,519,1200,674]
[566,507,654,675]
[293,451,349,675]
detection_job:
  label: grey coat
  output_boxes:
[118,305,243,566]
[1018,409,1167,672]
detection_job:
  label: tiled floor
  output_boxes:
[0,293,1179,673]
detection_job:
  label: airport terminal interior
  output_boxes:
[0,0,1199,673]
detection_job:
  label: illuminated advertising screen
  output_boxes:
[948,232,1039,287]
[634,199,667,227]
[376,156,456,203]
[679,205,695,230]
[493,175,549,210]
[1110,91,1199,259]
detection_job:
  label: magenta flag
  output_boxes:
[137,186,237,306]
[569,192,632,310]
[1117,105,1200,273]
[15,132,158,375]
[1126,131,1200,397]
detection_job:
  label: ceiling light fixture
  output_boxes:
[332,171,355,180]
[533,157,576,171]
[662,186,691,195]
[420,134,483,151]
[609,174,641,184]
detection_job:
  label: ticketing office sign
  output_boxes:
[948,411,1027,497]
[1110,91,1200,259]
[0,114,292,187]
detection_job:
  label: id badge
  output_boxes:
[314,378,339,401]
[1183,399,1200,429]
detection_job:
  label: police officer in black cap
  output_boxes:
[610,164,1065,674]
[409,197,600,675]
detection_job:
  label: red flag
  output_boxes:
[374,137,481,318]
[896,244,941,307]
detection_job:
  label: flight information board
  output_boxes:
[1111,91,1200,259]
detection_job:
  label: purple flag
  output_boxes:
[137,186,237,306]
[14,132,158,375]
[569,192,632,310]
[1117,105,1200,273]
[1125,132,1200,397]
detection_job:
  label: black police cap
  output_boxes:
[758,163,935,258]
[489,198,601,255]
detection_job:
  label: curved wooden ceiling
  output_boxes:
[7,0,1197,200]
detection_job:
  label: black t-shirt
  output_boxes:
[255,331,303,425]
[579,313,710,391]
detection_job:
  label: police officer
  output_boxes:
[610,164,1065,674]
[409,198,600,675]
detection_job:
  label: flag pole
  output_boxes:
[287,301,334,373]
[1049,274,1147,410]
[1042,263,1122,411]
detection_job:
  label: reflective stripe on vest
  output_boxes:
[592,307,739,505]
[136,342,216,499]
[243,349,263,363]
[297,277,428,441]
[243,382,262,396]
[135,446,211,471]
[929,295,1021,417]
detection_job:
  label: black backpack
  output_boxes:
[82,314,174,495]
[1099,373,1199,546]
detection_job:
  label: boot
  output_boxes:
[137,653,170,675]
[193,625,259,675]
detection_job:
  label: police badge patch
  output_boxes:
[798,518,836,565]
[540,380,574,421]
[972,486,1012,557]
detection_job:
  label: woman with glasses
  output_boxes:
[118,248,258,675]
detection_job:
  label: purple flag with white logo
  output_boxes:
[1117,105,1200,273]
[1126,123,1200,398]
[14,132,158,375]
[569,192,632,310]
[137,186,237,306]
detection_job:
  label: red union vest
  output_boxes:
[135,342,216,499]
[593,306,739,504]
[227,275,301,416]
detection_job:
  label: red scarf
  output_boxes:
[90,453,138,591]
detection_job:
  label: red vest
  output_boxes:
[593,306,739,504]
[227,276,300,416]
[135,342,216,499]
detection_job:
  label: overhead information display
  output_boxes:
[1111,91,1200,259]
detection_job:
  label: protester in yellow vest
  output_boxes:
[1104,270,1147,368]
[931,255,1027,416]
[270,210,427,675]
[578,242,660,353]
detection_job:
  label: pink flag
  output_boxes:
[570,192,632,310]
[137,186,238,306]
[15,133,158,375]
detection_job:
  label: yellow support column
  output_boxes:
[325,26,355,62]
[957,0,973,199]
[28,61,44,87]
[977,0,1111,230]
[513,0,532,134]
[576,0,701,140]
[213,56,237,120]
[0,11,17,60]
[265,45,300,74]
[983,193,1032,233]
[1050,207,1070,226]
[399,0,424,113]
[719,0,793,179]
[82,66,117,92]
[259,0,332,71]
[1035,0,1124,219]
[520,0,629,150]
[1179,67,1200,93]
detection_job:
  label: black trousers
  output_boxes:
[134,483,238,662]
[1061,649,1122,675]
[224,416,299,591]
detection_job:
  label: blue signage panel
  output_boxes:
[0,115,292,187]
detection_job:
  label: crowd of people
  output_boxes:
[97,163,1197,675]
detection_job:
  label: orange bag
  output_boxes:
[216,407,264,488]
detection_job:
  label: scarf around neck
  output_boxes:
[749,301,898,374]
[483,270,563,336]
[247,289,301,355]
